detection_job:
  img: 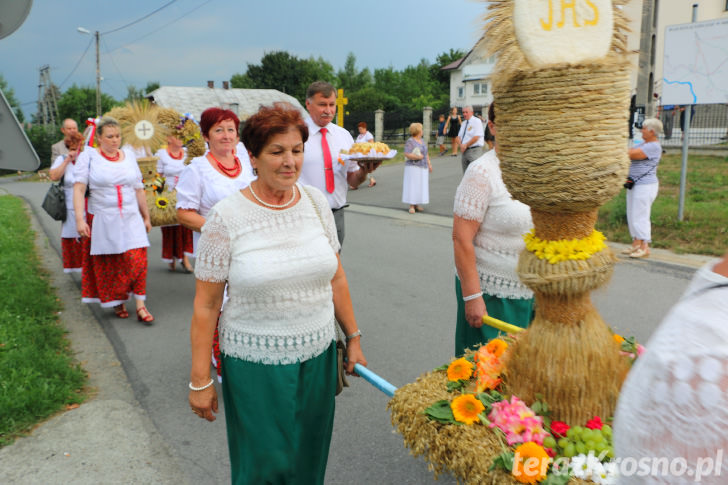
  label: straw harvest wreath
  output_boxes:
[387,1,638,483]
[105,101,205,226]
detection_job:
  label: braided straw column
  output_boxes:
[495,61,632,424]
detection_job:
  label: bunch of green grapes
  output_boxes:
[542,425,614,460]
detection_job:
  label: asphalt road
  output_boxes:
[0,152,698,485]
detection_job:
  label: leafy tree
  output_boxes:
[0,74,25,123]
[336,53,372,94]
[56,85,118,126]
[431,48,466,93]
[145,81,160,94]
[347,86,400,112]
[24,124,56,169]
[125,85,145,102]
[230,51,335,103]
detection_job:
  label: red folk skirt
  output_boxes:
[81,214,148,308]
[160,224,193,262]
[61,237,83,273]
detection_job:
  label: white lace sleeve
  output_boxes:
[194,209,231,283]
[453,161,491,222]
[307,185,341,253]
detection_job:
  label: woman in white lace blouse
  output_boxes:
[452,103,534,356]
[188,103,367,485]
[613,250,728,484]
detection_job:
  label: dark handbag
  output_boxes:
[623,176,635,190]
[302,185,349,395]
[41,176,67,222]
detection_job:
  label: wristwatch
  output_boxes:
[345,330,362,341]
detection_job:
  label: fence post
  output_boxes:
[423,106,433,145]
[374,109,384,142]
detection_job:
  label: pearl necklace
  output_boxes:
[249,182,297,209]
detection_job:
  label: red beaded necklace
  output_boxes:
[208,152,241,178]
[99,148,120,162]
[167,148,184,160]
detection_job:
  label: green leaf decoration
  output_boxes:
[489,451,515,472]
[433,363,448,372]
[423,400,457,424]
[446,379,468,393]
[542,471,571,485]
[476,390,504,415]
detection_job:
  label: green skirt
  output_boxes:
[455,276,534,357]
[221,341,337,485]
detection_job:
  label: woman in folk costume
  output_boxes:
[49,132,85,273]
[73,116,154,323]
[155,134,194,273]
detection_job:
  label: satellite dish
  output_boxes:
[0,0,33,40]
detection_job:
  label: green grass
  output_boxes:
[0,195,87,447]
[598,153,728,256]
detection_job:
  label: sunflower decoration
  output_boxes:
[155,196,170,209]
[157,107,206,165]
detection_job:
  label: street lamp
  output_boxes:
[77,26,101,117]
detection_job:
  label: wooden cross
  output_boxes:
[336,88,348,127]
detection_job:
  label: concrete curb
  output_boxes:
[0,195,187,485]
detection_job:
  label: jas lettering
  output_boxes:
[540,0,599,31]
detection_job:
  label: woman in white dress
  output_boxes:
[155,135,193,273]
[402,122,432,214]
[176,107,255,379]
[188,103,367,484]
[49,132,85,273]
[73,117,154,323]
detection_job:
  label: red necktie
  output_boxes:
[320,127,334,193]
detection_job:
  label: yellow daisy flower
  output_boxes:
[446,357,474,381]
[450,394,484,425]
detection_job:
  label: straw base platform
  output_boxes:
[388,367,593,485]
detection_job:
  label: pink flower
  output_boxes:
[637,344,646,356]
[550,420,570,438]
[586,416,603,430]
[488,396,549,446]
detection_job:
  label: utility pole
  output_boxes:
[37,65,59,131]
[636,0,657,117]
[94,30,100,117]
[678,3,699,222]
[78,27,101,117]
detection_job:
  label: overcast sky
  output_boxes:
[1,0,487,116]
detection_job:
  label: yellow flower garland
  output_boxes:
[523,229,607,264]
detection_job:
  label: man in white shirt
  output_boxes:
[456,105,485,173]
[50,118,80,164]
[300,81,376,245]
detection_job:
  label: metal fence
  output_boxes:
[655,103,728,147]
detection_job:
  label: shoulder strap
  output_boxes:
[300,185,326,232]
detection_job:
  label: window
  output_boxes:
[457,86,464,98]
[472,83,488,96]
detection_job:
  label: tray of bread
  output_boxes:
[340,142,397,161]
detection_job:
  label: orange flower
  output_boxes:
[450,394,485,425]
[484,338,508,358]
[512,442,550,484]
[447,357,474,381]
[613,334,625,345]
[475,353,503,392]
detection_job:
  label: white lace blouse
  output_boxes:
[195,184,341,365]
[613,261,728,484]
[453,149,533,300]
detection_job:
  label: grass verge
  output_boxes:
[0,195,87,447]
[598,153,728,256]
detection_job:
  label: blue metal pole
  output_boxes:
[354,364,397,397]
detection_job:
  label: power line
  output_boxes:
[102,38,131,93]
[107,0,214,53]
[101,0,179,35]
[58,38,94,89]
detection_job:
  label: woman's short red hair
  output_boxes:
[241,103,308,158]
[200,107,240,138]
